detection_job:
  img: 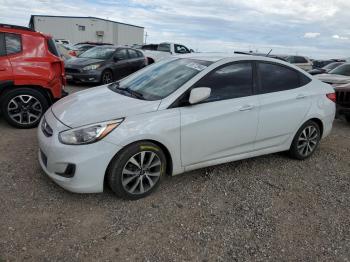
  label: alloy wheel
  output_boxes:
[7,95,43,125]
[122,151,162,195]
[102,71,113,84]
[297,125,319,157]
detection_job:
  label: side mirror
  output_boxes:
[190,49,195,53]
[189,87,211,104]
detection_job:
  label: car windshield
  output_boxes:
[79,47,116,59]
[323,62,343,71]
[109,58,212,100]
[329,64,350,76]
[157,43,171,52]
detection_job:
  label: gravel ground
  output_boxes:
[1,84,350,261]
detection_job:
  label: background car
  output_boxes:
[316,63,350,85]
[65,44,97,57]
[0,24,66,128]
[308,62,344,75]
[64,46,147,84]
[39,54,335,199]
[285,55,313,71]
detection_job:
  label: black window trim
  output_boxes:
[0,33,5,56]
[4,32,22,56]
[114,48,129,60]
[169,60,257,108]
[255,60,311,95]
[127,48,138,59]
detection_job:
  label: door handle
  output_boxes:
[296,94,307,99]
[239,105,254,111]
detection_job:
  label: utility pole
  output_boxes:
[144,32,148,44]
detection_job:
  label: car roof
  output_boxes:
[178,52,289,63]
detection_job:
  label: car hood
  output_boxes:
[316,74,350,84]
[51,85,161,128]
[65,58,105,68]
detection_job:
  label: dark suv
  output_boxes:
[64,46,147,85]
[0,24,66,128]
[335,86,350,123]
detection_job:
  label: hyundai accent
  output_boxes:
[38,54,336,199]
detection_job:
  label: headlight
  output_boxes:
[59,119,123,145]
[82,64,102,71]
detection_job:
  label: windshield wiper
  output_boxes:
[109,82,145,100]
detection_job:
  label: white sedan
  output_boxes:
[38,54,336,199]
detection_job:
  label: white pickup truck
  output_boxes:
[142,42,194,64]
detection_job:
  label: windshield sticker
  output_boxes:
[186,62,207,71]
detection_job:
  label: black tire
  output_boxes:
[0,88,49,129]
[289,120,321,160]
[345,115,350,123]
[107,141,167,200]
[101,70,114,84]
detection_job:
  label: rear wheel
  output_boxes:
[101,70,114,84]
[289,120,321,160]
[107,142,166,200]
[345,115,350,123]
[1,88,49,128]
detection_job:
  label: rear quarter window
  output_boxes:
[258,62,311,94]
[0,33,5,56]
[5,33,22,55]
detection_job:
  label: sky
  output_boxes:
[1,0,350,59]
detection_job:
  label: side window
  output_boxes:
[0,33,5,56]
[136,50,144,58]
[295,56,307,63]
[175,45,190,54]
[5,33,22,55]
[114,49,128,60]
[194,62,253,102]
[128,49,138,59]
[258,62,303,93]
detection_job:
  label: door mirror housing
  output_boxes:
[189,87,211,104]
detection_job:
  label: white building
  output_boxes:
[29,15,144,45]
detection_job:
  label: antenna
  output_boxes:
[266,49,272,56]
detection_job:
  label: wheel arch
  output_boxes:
[0,84,54,105]
[104,139,174,188]
[309,117,324,137]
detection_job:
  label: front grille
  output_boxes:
[336,90,350,106]
[41,118,53,137]
[65,68,81,74]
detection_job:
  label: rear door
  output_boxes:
[111,48,130,80]
[0,32,13,87]
[254,61,312,150]
[180,62,259,167]
[127,49,144,73]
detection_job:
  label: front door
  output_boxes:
[180,62,259,167]
[112,48,130,80]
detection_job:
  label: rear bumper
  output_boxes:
[65,71,102,83]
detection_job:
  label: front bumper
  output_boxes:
[37,110,121,193]
[65,70,102,83]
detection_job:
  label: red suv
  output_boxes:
[0,24,66,128]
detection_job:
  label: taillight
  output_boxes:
[326,93,336,103]
[69,51,77,56]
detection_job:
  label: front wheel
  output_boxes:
[107,142,167,200]
[101,70,114,85]
[1,88,49,128]
[289,120,321,160]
